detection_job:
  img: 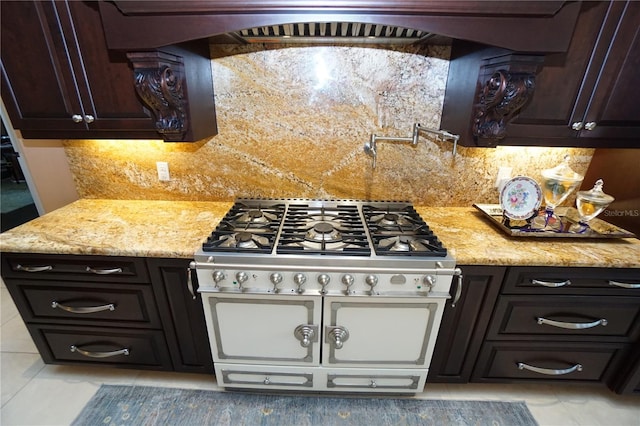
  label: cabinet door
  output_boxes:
[65,1,155,134]
[577,1,640,140]
[147,258,213,373]
[1,1,156,138]
[498,1,639,146]
[1,1,83,132]
[428,266,505,383]
[504,2,616,143]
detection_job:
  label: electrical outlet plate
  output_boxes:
[156,161,170,181]
[495,166,512,189]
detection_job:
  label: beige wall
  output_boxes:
[15,135,79,214]
[62,44,593,206]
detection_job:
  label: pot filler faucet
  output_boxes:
[364,123,460,168]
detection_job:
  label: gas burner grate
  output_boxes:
[202,201,285,253]
[277,204,371,256]
[363,204,447,257]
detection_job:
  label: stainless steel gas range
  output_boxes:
[194,199,461,393]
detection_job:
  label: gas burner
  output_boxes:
[283,240,364,251]
[370,212,419,229]
[306,222,342,243]
[376,235,446,256]
[220,232,270,249]
[233,209,278,224]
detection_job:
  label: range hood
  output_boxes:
[227,22,441,45]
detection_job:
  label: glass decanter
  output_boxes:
[532,155,584,230]
[571,179,614,233]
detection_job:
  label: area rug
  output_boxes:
[71,384,538,426]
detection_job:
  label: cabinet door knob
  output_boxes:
[84,114,95,123]
[584,121,597,130]
[570,121,584,130]
[71,114,83,123]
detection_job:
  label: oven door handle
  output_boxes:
[294,324,318,348]
[325,325,350,349]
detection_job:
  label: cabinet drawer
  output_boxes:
[1,253,149,283]
[502,267,640,295]
[487,296,640,341]
[215,363,314,390]
[473,341,627,382]
[30,325,173,370]
[4,279,162,328]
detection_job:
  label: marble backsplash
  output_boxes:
[63,43,594,206]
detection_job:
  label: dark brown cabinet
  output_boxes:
[428,265,505,383]
[1,253,174,370]
[442,1,640,148]
[505,1,640,146]
[1,253,215,373]
[472,267,640,390]
[147,258,214,374]
[0,1,158,139]
[1,1,217,141]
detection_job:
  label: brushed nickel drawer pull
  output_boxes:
[517,362,582,376]
[532,279,570,288]
[16,264,53,273]
[70,345,129,358]
[51,301,115,314]
[609,280,640,289]
[537,317,607,329]
[86,267,123,275]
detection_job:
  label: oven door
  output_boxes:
[322,296,446,368]
[202,293,321,366]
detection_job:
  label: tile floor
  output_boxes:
[2,280,639,426]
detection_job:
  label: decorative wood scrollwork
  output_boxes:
[127,51,188,141]
[473,70,536,144]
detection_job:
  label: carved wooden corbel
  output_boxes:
[472,54,544,146]
[127,51,188,141]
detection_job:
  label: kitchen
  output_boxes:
[1,1,639,424]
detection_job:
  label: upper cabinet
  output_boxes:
[442,1,640,148]
[0,1,217,141]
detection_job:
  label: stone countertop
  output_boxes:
[1,199,638,268]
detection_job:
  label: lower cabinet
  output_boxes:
[32,325,173,369]
[428,266,505,383]
[1,253,174,371]
[612,342,640,395]
[1,253,213,373]
[147,258,214,373]
[471,267,640,393]
[473,341,628,383]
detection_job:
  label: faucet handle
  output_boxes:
[364,134,377,169]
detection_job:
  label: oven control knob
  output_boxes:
[423,275,436,292]
[236,272,249,289]
[365,275,378,295]
[270,273,283,292]
[341,274,354,294]
[212,270,226,287]
[293,273,307,294]
[318,274,330,294]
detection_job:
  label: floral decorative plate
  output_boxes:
[499,176,542,220]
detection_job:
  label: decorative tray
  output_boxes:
[473,204,636,239]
